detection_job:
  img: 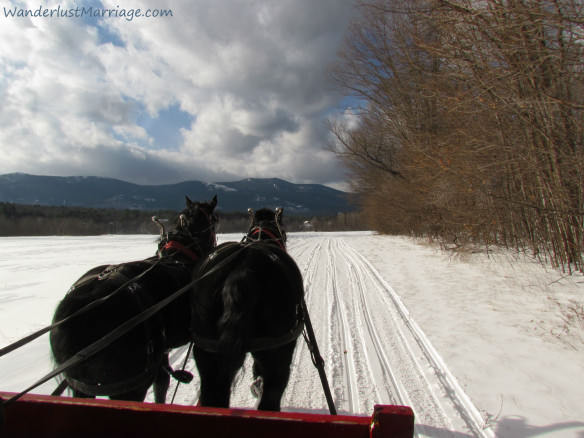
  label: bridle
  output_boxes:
[244,227,286,252]
[178,206,218,250]
[242,208,286,252]
[155,205,218,262]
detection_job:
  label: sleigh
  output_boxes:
[0,391,414,438]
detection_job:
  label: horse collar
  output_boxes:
[163,241,200,262]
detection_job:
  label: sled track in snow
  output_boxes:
[286,236,494,437]
[281,238,328,410]
[341,240,404,407]
[336,239,494,438]
[151,235,494,437]
[326,239,359,413]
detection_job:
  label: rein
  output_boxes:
[194,226,337,415]
[0,240,246,407]
[0,204,217,403]
[0,259,161,360]
[243,215,336,413]
[1,208,337,416]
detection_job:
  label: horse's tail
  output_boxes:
[217,268,256,356]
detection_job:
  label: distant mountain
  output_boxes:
[0,173,354,216]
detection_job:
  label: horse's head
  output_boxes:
[178,195,219,251]
[245,207,287,250]
[157,195,218,261]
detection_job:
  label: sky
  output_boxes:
[0,0,360,190]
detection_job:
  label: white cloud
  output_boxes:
[0,0,357,188]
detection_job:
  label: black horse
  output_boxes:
[49,196,218,403]
[191,207,304,411]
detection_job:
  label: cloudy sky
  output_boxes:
[0,0,359,190]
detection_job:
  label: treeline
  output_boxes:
[0,203,365,236]
[0,202,177,236]
[331,0,583,272]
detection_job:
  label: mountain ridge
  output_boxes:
[0,173,354,216]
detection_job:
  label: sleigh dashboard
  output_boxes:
[0,391,414,438]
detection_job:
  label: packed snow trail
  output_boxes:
[157,234,493,437]
[3,233,583,437]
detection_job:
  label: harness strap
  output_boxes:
[2,278,195,406]
[0,260,161,360]
[247,227,286,252]
[163,240,200,262]
[1,242,246,407]
[51,379,69,396]
[65,357,162,397]
[193,316,305,354]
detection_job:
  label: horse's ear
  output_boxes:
[210,195,217,210]
[276,207,283,221]
[248,208,254,217]
[185,196,194,208]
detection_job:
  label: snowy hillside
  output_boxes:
[1,233,583,437]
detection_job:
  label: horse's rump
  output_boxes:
[47,196,218,402]
[50,260,168,393]
[191,242,304,356]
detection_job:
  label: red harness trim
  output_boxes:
[163,241,199,262]
[249,228,286,252]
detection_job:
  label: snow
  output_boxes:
[205,183,237,192]
[1,232,583,437]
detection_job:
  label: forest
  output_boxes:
[331,0,583,272]
[0,202,365,236]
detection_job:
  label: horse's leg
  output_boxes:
[251,341,296,411]
[153,355,171,404]
[193,347,245,408]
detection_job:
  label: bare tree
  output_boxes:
[331,0,584,271]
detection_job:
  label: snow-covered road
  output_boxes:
[157,233,491,437]
[3,232,583,437]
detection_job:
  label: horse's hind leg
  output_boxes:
[193,347,245,408]
[252,341,296,411]
[153,356,171,404]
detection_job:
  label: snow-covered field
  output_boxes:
[1,232,583,437]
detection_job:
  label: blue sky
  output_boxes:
[134,103,194,151]
[0,0,359,190]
